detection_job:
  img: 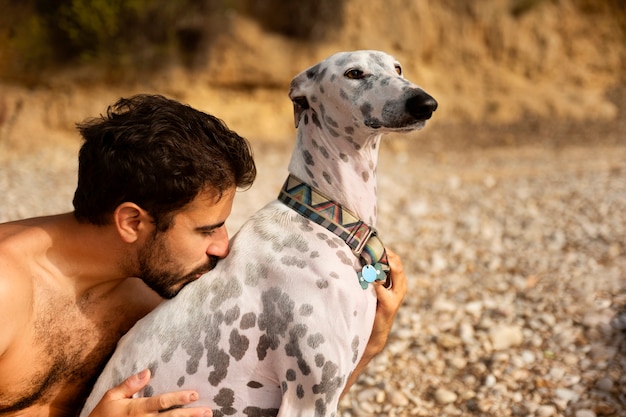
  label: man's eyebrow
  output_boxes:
[194,221,225,232]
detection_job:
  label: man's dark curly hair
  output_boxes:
[72,94,256,230]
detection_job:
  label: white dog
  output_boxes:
[80,50,437,417]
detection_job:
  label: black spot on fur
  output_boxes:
[351,335,360,363]
[360,102,373,119]
[306,64,320,79]
[303,149,315,166]
[311,112,322,129]
[315,353,325,367]
[257,287,295,360]
[316,279,329,289]
[240,312,257,329]
[325,116,338,128]
[242,406,279,417]
[312,361,343,409]
[327,126,340,137]
[229,328,249,361]
[214,388,237,416]
[285,323,311,375]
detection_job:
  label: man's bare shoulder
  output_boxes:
[0,217,35,242]
[0,217,52,293]
[0,215,60,249]
[0,221,36,359]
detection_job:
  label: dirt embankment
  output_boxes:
[0,0,624,154]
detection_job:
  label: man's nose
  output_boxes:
[207,227,230,258]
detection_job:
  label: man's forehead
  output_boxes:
[197,186,236,204]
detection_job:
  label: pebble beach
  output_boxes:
[1,120,624,417]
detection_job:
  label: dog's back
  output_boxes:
[80,200,377,416]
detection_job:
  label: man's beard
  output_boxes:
[137,233,219,299]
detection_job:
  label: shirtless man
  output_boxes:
[0,94,406,417]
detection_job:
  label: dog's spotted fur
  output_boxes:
[80,50,437,417]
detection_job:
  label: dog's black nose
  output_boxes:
[406,91,438,120]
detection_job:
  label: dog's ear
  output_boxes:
[289,63,320,128]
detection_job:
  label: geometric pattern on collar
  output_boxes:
[278,174,389,289]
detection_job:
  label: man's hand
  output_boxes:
[341,249,408,397]
[88,369,212,417]
[368,249,407,354]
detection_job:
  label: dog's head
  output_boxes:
[289,50,437,134]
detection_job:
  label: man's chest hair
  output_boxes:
[0,290,145,412]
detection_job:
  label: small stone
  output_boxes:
[433,297,456,312]
[521,350,536,364]
[434,388,458,404]
[437,333,462,349]
[356,387,380,404]
[524,401,540,413]
[575,409,596,417]
[357,399,376,414]
[593,403,617,415]
[375,389,386,403]
[549,367,565,381]
[459,322,476,344]
[562,374,581,386]
[582,311,611,329]
[555,388,579,403]
[539,313,556,326]
[489,325,523,350]
[389,390,409,407]
[536,404,557,417]
[465,301,483,318]
[595,377,613,392]
[484,374,496,387]
[448,356,467,369]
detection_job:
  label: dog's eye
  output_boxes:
[345,69,364,79]
[394,65,402,75]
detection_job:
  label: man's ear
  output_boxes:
[114,202,151,243]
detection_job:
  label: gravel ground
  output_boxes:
[1,118,624,417]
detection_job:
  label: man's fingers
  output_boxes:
[98,369,211,417]
[375,250,407,302]
[103,369,151,401]
[143,391,200,414]
[386,250,408,295]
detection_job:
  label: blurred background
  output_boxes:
[0,0,624,150]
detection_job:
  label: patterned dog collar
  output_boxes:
[278,175,389,289]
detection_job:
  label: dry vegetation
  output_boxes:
[0,0,624,151]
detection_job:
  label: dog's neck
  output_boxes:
[288,123,382,226]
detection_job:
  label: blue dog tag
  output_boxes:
[362,265,378,283]
[358,264,386,289]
